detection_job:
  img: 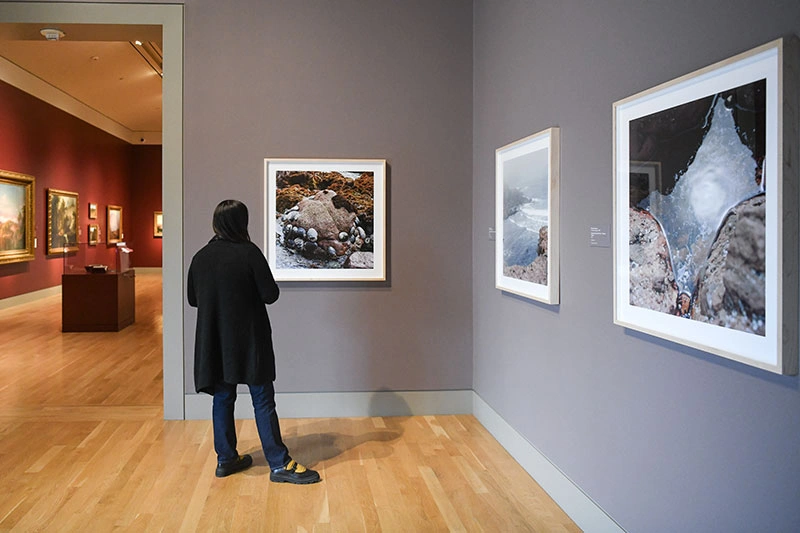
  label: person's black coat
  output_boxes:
[187,237,280,394]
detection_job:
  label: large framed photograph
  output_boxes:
[495,127,560,304]
[0,169,35,264]
[265,158,386,281]
[46,188,79,255]
[613,38,799,374]
[107,205,123,244]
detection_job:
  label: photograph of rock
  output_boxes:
[613,37,798,374]
[628,79,766,335]
[495,127,559,304]
[266,159,386,281]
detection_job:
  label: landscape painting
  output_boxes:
[613,38,797,374]
[265,159,386,281]
[495,127,560,304]
[107,205,123,244]
[0,170,35,264]
[47,188,78,255]
[88,224,99,246]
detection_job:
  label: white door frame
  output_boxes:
[0,2,185,419]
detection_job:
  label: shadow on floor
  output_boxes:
[244,389,411,471]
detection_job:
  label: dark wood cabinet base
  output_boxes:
[62,270,136,332]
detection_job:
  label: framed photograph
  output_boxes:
[88,202,97,219]
[613,37,799,374]
[495,127,560,304]
[153,211,163,238]
[0,169,35,264]
[87,224,99,246]
[107,205,123,244]
[46,188,79,255]
[265,158,386,281]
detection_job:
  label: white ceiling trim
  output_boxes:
[0,53,161,145]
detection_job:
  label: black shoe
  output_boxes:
[269,460,321,484]
[215,454,253,478]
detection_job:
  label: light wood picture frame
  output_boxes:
[495,127,560,304]
[265,158,386,281]
[46,188,79,255]
[0,169,35,264]
[612,37,799,375]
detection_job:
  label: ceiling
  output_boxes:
[0,23,163,142]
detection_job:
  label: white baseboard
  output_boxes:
[184,389,473,420]
[0,285,60,310]
[472,393,624,533]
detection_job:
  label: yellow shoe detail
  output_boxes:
[282,460,308,473]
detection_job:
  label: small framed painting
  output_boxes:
[88,202,98,219]
[107,205,123,244]
[265,158,386,281]
[88,224,99,246]
[46,188,79,255]
[613,37,799,374]
[154,211,163,238]
[495,127,560,304]
[0,169,35,264]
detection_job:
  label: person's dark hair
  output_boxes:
[212,199,251,242]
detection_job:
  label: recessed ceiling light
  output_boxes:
[134,40,143,46]
[40,28,65,41]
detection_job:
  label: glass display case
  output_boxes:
[62,242,133,274]
[61,243,135,332]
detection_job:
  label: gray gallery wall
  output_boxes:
[472,1,800,531]
[182,0,474,394]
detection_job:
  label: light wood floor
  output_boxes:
[0,272,579,532]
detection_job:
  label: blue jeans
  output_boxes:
[212,381,291,469]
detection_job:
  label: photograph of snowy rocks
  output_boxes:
[266,159,386,281]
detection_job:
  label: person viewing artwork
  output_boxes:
[187,199,320,484]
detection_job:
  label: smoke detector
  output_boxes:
[40,28,65,41]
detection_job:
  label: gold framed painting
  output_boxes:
[107,205,123,244]
[154,211,163,238]
[88,224,99,245]
[0,169,35,264]
[88,202,97,219]
[46,188,79,255]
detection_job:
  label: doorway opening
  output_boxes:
[0,2,183,418]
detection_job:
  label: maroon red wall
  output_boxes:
[129,146,162,268]
[0,80,161,300]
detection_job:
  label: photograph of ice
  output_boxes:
[502,147,549,285]
[628,79,766,335]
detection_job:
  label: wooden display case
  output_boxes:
[61,270,136,332]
